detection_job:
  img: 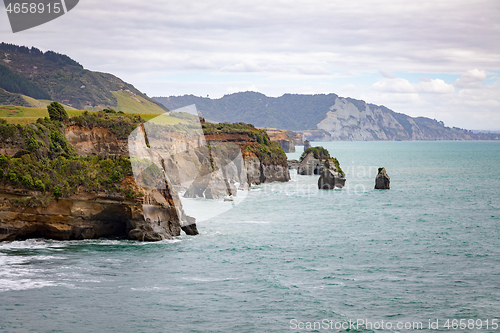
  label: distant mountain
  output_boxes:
[0,43,167,114]
[155,92,499,141]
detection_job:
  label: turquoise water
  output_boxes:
[1,141,499,332]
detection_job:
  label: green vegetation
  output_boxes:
[300,146,344,176]
[70,110,145,139]
[0,43,168,112]
[47,101,68,122]
[113,90,168,114]
[0,105,168,126]
[0,64,50,100]
[300,146,331,161]
[0,88,31,107]
[0,43,82,68]
[155,92,340,131]
[0,152,134,205]
[0,115,136,205]
[203,122,269,143]
[203,122,287,165]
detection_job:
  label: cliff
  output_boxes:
[265,129,296,153]
[202,123,290,186]
[0,112,196,241]
[0,180,189,242]
[0,111,290,241]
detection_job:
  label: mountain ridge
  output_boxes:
[154,92,499,141]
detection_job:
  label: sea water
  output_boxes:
[1,141,499,333]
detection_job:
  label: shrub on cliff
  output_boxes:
[47,101,68,122]
[0,118,74,158]
[202,122,287,166]
[70,110,144,139]
[300,146,344,176]
[300,146,330,161]
[0,152,135,201]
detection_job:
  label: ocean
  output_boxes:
[1,141,499,333]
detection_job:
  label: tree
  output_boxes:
[47,102,68,122]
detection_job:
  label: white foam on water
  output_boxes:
[0,278,58,292]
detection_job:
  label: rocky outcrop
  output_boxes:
[243,151,290,185]
[303,140,311,150]
[289,132,304,146]
[266,130,295,153]
[375,167,390,189]
[297,151,322,175]
[0,177,193,241]
[204,132,290,186]
[297,149,346,189]
[318,168,346,190]
[183,160,237,199]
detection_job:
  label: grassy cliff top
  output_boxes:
[202,122,288,166]
[300,146,344,176]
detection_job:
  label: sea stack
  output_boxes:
[375,167,390,189]
[304,140,311,150]
[318,167,346,189]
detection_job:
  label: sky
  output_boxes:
[1,0,499,130]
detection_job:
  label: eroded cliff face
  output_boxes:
[243,151,289,185]
[205,133,290,186]
[317,98,408,140]
[0,177,189,242]
[65,125,128,156]
[1,118,289,242]
[316,97,480,141]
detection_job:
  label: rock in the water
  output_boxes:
[304,140,311,150]
[375,167,390,189]
[181,215,199,235]
[318,167,346,189]
[297,151,322,175]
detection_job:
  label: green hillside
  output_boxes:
[0,43,167,114]
[0,105,177,125]
[155,92,340,130]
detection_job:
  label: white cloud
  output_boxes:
[417,79,455,94]
[372,77,454,94]
[373,78,416,93]
[364,70,500,130]
[454,69,488,89]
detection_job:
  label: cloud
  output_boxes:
[417,79,455,94]
[373,77,454,94]
[373,78,416,93]
[454,69,488,89]
[379,70,396,79]
[365,70,500,130]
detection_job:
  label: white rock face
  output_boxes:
[317,98,409,140]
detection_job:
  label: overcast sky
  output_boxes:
[1,0,499,129]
